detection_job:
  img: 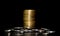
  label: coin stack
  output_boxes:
[5,9,55,36]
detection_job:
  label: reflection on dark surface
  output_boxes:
[8,33,55,36]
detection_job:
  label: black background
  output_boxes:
[0,0,57,36]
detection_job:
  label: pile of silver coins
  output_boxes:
[5,27,55,36]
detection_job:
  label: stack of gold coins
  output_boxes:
[23,9,35,29]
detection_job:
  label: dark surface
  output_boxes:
[0,0,57,36]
